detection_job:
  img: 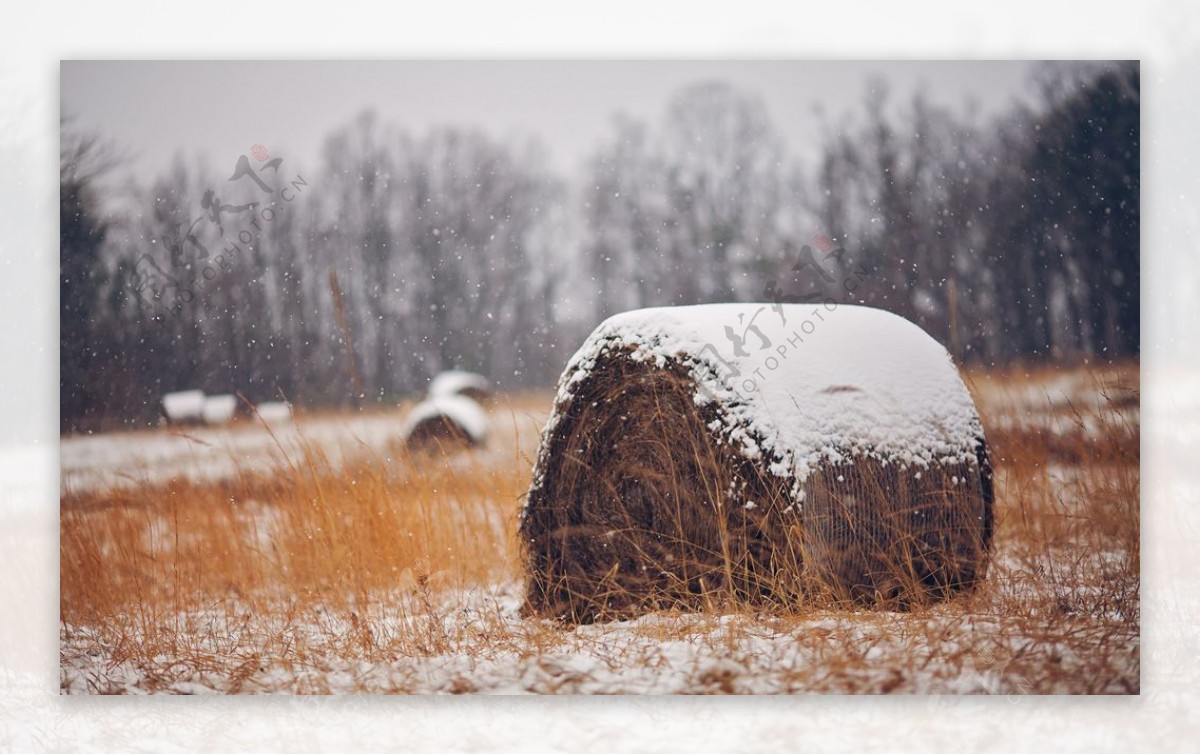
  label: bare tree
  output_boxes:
[60,125,124,431]
[661,82,789,303]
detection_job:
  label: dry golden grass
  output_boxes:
[59,367,1139,694]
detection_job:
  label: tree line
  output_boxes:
[60,62,1138,432]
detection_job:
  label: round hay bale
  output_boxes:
[402,395,489,451]
[254,400,293,425]
[520,303,993,623]
[428,370,493,403]
[202,394,238,426]
[160,389,206,425]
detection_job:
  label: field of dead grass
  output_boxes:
[59,365,1139,694]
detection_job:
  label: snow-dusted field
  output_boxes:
[60,399,547,495]
[970,365,1140,440]
[60,567,1136,695]
[58,368,1140,695]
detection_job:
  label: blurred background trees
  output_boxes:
[60,61,1139,432]
[60,127,119,430]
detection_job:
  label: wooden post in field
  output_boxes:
[329,269,364,410]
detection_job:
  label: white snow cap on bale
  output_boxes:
[254,401,293,424]
[402,395,489,444]
[161,390,205,423]
[539,303,983,490]
[427,370,492,400]
[202,394,238,426]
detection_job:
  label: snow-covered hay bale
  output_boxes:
[520,304,993,623]
[428,370,493,403]
[160,390,206,425]
[402,395,489,450]
[201,394,238,426]
[254,400,293,425]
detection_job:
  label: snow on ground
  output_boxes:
[59,577,1136,696]
[55,365,1141,697]
[60,400,545,495]
[970,365,1139,440]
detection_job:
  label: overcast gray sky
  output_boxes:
[61,61,1043,181]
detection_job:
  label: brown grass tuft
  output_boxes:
[60,402,536,671]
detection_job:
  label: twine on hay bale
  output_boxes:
[520,303,993,623]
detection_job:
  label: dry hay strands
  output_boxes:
[800,446,993,610]
[520,304,994,624]
[521,354,800,623]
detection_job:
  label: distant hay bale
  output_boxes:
[520,303,993,623]
[254,400,293,425]
[428,370,493,403]
[160,390,206,425]
[201,394,238,426]
[402,395,489,451]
